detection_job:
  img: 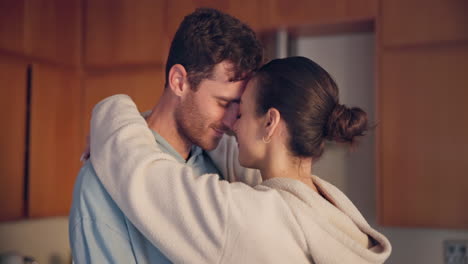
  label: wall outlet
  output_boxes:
[444,240,467,264]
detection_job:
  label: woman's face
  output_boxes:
[233,77,265,168]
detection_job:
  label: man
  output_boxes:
[69,8,263,263]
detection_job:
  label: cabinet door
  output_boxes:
[85,0,166,66]
[0,0,26,55]
[25,0,82,65]
[83,68,165,133]
[381,0,468,47]
[0,59,28,221]
[264,0,376,29]
[165,0,265,38]
[28,64,83,218]
[378,45,468,229]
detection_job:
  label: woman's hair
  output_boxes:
[165,8,263,90]
[254,56,368,159]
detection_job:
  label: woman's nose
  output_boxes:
[222,103,240,130]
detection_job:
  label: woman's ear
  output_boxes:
[168,64,189,96]
[264,108,281,140]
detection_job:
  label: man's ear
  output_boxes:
[264,108,281,139]
[168,64,189,96]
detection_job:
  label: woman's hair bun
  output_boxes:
[324,104,368,144]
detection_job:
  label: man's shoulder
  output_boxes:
[69,160,127,228]
[71,161,111,206]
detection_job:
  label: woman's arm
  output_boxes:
[89,95,227,263]
[89,95,255,263]
[208,135,262,186]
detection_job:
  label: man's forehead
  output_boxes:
[209,61,250,82]
[211,81,246,103]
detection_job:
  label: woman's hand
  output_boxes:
[80,134,90,162]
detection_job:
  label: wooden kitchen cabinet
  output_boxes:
[0,0,82,221]
[28,64,83,218]
[83,68,165,133]
[0,58,28,222]
[0,0,27,55]
[377,0,468,229]
[378,45,468,228]
[165,0,266,38]
[219,0,266,31]
[0,0,81,66]
[25,0,82,66]
[381,0,468,47]
[165,0,376,35]
[84,0,166,67]
[263,0,377,30]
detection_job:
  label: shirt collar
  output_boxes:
[150,129,203,163]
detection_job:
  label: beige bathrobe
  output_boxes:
[90,95,391,264]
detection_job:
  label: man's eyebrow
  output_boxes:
[215,96,241,104]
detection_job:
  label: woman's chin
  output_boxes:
[238,157,246,167]
[238,155,247,168]
[238,155,255,169]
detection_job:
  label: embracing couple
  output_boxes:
[69,8,391,264]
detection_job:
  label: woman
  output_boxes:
[89,57,391,263]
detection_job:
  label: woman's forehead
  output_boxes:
[242,77,258,101]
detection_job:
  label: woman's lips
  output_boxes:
[213,128,224,137]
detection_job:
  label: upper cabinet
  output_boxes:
[0,0,81,66]
[263,0,377,29]
[84,0,167,67]
[82,0,378,68]
[381,0,468,47]
[165,0,265,37]
[25,0,82,66]
[0,58,28,222]
[0,0,27,55]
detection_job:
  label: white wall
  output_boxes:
[0,217,70,264]
[295,33,468,264]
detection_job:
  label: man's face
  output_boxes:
[175,61,246,151]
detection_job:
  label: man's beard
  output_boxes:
[175,95,224,151]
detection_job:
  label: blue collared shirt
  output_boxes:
[69,130,221,263]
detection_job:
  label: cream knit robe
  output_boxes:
[90,95,391,264]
